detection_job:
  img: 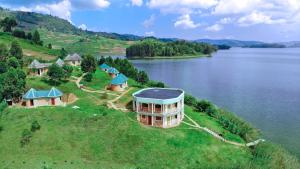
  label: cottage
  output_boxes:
[107,67,119,78]
[56,58,65,67]
[99,63,111,72]
[22,87,64,107]
[64,53,82,66]
[132,88,184,128]
[28,59,51,76]
[110,73,128,91]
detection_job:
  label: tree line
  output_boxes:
[126,39,217,58]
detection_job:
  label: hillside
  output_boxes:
[1,68,299,168]
[0,32,59,61]
[0,7,142,41]
[196,39,265,47]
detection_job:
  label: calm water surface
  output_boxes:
[130,48,300,158]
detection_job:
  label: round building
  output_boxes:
[132,88,184,128]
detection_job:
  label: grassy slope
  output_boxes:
[39,29,134,56]
[0,32,59,61]
[0,70,258,169]
[81,69,112,90]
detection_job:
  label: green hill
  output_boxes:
[1,70,299,169]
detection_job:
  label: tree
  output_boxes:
[81,55,96,73]
[83,72,93,82]
[59,48,68,59]
[9,41,23,65]
[7,57,20,69]
[32,30,41,45]
[12,29,26,39]
[27,32,32,40]
[0,43,9,62]
[0,17,17,32]
[136,71,149,85]
[47,64,64,83]
[0,68,26,102]
[0,62,7,74]
[98,56,105,65]
[62,65,73,79]
[48,43,52,49]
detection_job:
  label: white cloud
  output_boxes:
[218,17,233,24]
[34,0,72,22]
[143,14,155,28]
[238,11,286,26]
[205,24,222,32]
[131,0,143,7]
[148,0,218,10]
[145,31,155,36]
[71,0,110,10]
[78,24,87,30]
[174,14,200,29]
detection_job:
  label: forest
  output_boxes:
[126,39,217,58]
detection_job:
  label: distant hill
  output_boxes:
[195,39,265,47]
[0,7,142,41]
[279,41,300,48]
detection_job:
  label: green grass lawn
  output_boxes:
[0,74,263,169]
[80,69,112,90]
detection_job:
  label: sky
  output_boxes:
[1,0,300,42]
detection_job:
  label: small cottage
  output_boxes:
[110,73,128,91]
[64,53,82,66]
[56,58,65,67]
[108,67,119,78]
[28,59,51,76]
[22,87,64,107]
[99,63,111,72]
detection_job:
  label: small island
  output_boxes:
[126,39,217,59]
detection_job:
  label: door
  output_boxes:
[148,116,152,125]
[30,99,34,106]
[51,98,55,105]
[37,69,41,75]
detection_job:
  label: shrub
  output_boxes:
[147,81,165,88]
[12,29,26,39]
[184,94,198,107]
[84,72,93,82]
[0,125,3,132]
[195,100,213,112]
[31,120,41,132]
[20,129,32,147]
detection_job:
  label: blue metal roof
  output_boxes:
[23,87,63,99]
[108,67,119,74]
[99,63,111,69]
[111,73,128,85]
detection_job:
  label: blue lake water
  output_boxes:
[130,48,300,158]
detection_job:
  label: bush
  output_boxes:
[0,125,3,132]
[195,100,214,112]
[31,120,41,132]
[84,72,93,82]
[20,129,32,147]
[184,95,198,107]
[147,81,165,88]
[12,29,26,39]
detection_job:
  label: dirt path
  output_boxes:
[107,87,133,112]
[72,75,118,96]
[183,114,265,147]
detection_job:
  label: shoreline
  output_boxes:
[127,54,210,60]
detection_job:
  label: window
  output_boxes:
[156,116,162,121]
[155,105,161,108]
[142,115,146,118]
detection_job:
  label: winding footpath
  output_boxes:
[72,74,264,147]
[183,114,265,147]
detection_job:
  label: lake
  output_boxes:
[130,48,300,158]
